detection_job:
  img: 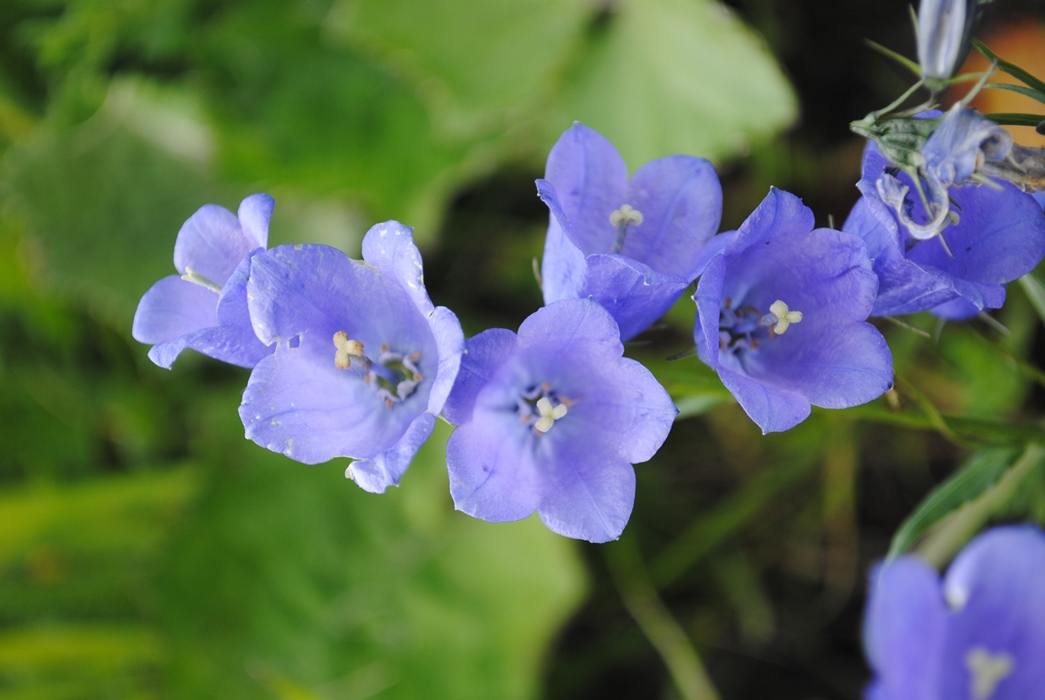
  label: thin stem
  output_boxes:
[607,537,721,700]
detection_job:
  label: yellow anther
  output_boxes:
[333,331,365,369]
[769,300,803,335]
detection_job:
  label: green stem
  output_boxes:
[916,443,1045,568]
[607,537,721,700]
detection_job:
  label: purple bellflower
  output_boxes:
[442,298,677,543]
[694,188,893,434]
[537,123,722,341]
[864,525,1045,700]
[238,222,464,494]
[844,139,1045,319]
[132,193,274,369]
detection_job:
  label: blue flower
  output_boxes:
[864,525,1045,700]
[844,140,1045,319]
[238,222,464,494]
[922,106,1013,187]
[442,298,677,543]
[132,193,274,369]
[917,0,978,86]
[694,188,893,434]
[537,123,722,341]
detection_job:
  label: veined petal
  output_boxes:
[623,155,722,280]
[542,122,628,256]
[133,275,218,346]
[447,409,542,523]
[538,178,589,303]
[240,339,419,464]
[718,364,811,434]
[443,328,519,426]
[237,192,274,249]
[173,203,259,285]
[349,413,436,493]
[517,297,623,359]
[583,254,690,341]
[537,440,636,543]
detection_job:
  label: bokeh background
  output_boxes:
[2,0,1045,698]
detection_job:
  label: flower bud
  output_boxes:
[917,0,980,85]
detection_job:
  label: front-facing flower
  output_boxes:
[538,123,722,340]
[864,526,1045,700]
[694,188,893,434]
[132,193,274,369]
[238,221,464,493]
[443,298,677,543]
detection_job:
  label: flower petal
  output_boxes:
[542,122,628,256]
[349,413,436,493]
[623,155,722,280]
[537,441,636,543]
[443,328,519,426]
[582,254,690,341]
[173,203,259,285]
[863,557,947,700]
[537,178,589,303]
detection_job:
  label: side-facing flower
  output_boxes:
[845,140,1045,319]
[922,105,1013,188]
[132,193,274,368]
[538,123,722,340]
[864,525,1045,700]
[443,298,676,543]
[238,221,464,494]
[694,188,893,434]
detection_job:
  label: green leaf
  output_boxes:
[887,446,1038,559]
[983,111,1045,127]
[334,0,591,132]
[551,0,797,165]
[158,407,588,700]
[984,82,1045,106]
[974,38,1045,97]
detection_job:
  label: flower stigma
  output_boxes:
[764,300,804,335]
[516,381,575,435]
[332,332,423,407]
[964,647,1014,700]
[609,203,644,254]
[718,297,805,354]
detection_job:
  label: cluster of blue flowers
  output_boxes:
[133,109,1044,543]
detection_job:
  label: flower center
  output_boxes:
[718,298,804,354]
[608,204,643,254]
[333,331,423,408]
[515,382,575,435]
[965,647,1014,700]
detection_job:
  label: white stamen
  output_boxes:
[181,266,223,293]
[965,647,1014,700]
[533,396,568,434]
[769,300,803,335]
[609,204,644,228]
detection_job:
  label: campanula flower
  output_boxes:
[443,298,676,543]
[845,140,1045,319]
[864,525,1045,700]
[922,106,1013,187]
[694,188,893,434]
[132,193,274,369]
[537,123,722,340]
[238,222,464,494]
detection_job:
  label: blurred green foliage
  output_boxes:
[2,0,1043,698]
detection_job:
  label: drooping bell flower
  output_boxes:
[537,123,722,340]
[132,193,274,369]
